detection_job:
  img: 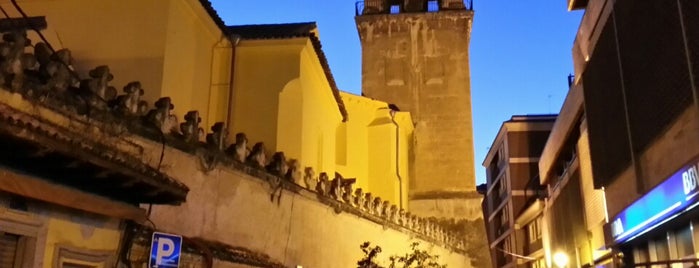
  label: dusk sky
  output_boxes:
[210,0,583,184]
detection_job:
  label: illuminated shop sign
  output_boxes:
[611,160,699,243]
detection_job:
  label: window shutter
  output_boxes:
[0,232,19,268]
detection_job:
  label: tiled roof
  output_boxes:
[197,0,227,32]
[227,22,317,39]
[227,22,349,122]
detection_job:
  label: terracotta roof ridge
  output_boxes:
[226,21,318,40]
[197,0,227,33]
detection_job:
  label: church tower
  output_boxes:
[355,0,479,220]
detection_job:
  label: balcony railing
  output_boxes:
[355,0,473,16]
[632,258,699,267]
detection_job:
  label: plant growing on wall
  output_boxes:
[357,241,447,268]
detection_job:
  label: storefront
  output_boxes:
[610,159,699,267]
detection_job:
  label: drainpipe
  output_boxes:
[225,34,241,131]
[388,107,403,209]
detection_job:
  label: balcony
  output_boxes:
[355,0,473,16]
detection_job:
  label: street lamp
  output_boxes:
[553,251,569,268]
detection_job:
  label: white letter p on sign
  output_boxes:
[156,237,175,265]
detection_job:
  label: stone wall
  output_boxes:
[135,134,474,267]
[356,9,478,220]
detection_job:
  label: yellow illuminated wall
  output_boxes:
[1,0,232,128]
[339,92,413,208]
[231,37,342,175]
[230,36,413,207]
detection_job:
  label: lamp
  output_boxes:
[553,251,569,268]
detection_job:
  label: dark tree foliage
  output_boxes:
[357,242,447,268]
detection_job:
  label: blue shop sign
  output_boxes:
[611,160,699,243]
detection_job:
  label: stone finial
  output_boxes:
[329,174,342,200]
[303,167,316,190]
[206,122,228,151]
[371,197,382,216]
[113,81,148,116]
[0,31,31,92]
[411,215,419,231]
[246,142,267,168]
[225,132,249,162]
[457,238,465,249]
[146,97,178,133]
[180,111,203,143]
[389,205,398,223]
[381,201,390,218]
[404,212,413,228]
[426,220,434,237]
[265,152,287,177]
[417,218,425,234]
[315,172,329,196]
[353,188,364,209]
[341,179,354,204]
[363,193,373,212]
[42,48,77,95]
[81,65,117,108]
[398,209,406,226]
[34,42,51,66]
[284,159,301,183]
[331,173,355,202]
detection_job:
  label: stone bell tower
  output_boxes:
[355,0,480,220]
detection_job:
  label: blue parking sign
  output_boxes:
[149,232,182,268]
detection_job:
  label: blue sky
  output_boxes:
[210,0,583,184]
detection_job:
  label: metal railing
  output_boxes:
[632,258,699,267]
[355,0,473,16]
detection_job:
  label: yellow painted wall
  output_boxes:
[297,42,343,173]
[230,39,303,152]
[161,0,232,128]
[3,0,232,129]
[230,38,342,174]
[339,92,413,208]
[42,216,121,268]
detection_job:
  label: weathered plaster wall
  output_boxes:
[135,137,473,267]
[356,10,478,219]
[0,194,122,268]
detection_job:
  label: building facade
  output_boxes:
[355,0,481,220]
[536,81,609,268]
[482,115,556,268]
[563,0,699,266]
[484,0,699,266]
[0,0,488,267]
